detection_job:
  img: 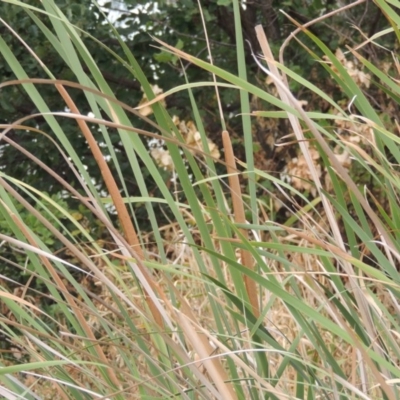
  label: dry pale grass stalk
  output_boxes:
[176,311,237,400]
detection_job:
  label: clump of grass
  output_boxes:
[1,1,400,399]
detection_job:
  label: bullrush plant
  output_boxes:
[0,0,400,399]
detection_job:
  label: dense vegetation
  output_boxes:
[0,0,400,399]
[1,0,392,198]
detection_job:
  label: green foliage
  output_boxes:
[0,0,400,399]
[0,0,391,215]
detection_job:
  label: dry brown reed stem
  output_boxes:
[175,312,238,400]
[49,85,235,398]
[55,84,163,328]
[222,130,260,318]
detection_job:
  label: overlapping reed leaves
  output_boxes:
[0,0,400,399]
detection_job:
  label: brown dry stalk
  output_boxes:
[170,280,237,399]
[222,130,260,318]
[176,312,238,400]
[55,84,163,327]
